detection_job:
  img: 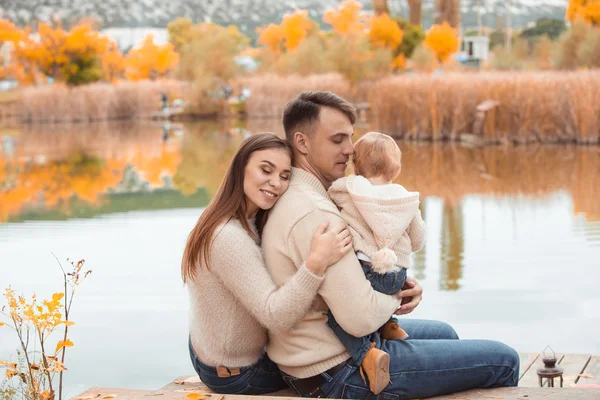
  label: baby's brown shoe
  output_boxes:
[380,320,409,341]
[359,342,390,394]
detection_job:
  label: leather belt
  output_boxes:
[216,366,241,377]
[291,361,347,396]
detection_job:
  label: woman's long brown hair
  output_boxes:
[181,133,292,284]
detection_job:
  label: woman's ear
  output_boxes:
[294,132,309,155]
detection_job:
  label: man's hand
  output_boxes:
[394,277,423,315]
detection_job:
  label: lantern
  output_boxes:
[536,346,563,387]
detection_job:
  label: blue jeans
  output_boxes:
[283,319,520,399]
[327,264,407,366]
[188,338,287,395]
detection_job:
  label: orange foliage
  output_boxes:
[369,13,404,50]
[323,0,367,36]
[567,0,600,26]
[424,22,459,63]
[281,10,314,51]
[0,19,109,84]
[257,10,314,54]
[124,35,179,81]
[257,24,285,54]
[102,42,125,82]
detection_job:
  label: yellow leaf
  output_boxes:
[73,394,101,400]
[41,390,54,400]
[174,380,185,385]
[0,322,4,327]
[55,339,74,353]
[6,369,19,378]
[52,293,64,303]
[63,320,75,327]
[103,395,118,399]
[185,394,211,400]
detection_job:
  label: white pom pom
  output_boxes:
[371,248,398,273]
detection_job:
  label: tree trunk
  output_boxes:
[435,0,461,28]
[407,0,422,26]
[372,0,389,15]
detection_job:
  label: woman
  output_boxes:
[182,133,352,395]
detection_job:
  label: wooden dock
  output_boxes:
[73,353,600,399]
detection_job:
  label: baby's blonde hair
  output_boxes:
[352,131,402,181]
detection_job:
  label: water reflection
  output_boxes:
[1,122,599,294]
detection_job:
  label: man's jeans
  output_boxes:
[189,338,287,395]
[282,319,520,399]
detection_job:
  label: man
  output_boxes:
[261,91,519,399]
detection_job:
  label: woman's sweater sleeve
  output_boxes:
[209,225,324,333]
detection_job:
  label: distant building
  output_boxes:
[100,27,169,52]
[459,36,490,66]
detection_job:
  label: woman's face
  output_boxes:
[243,148,292,217]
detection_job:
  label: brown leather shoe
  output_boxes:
[359,342,390,394]
[380,321,409,341]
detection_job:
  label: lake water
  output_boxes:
[1,121,599,397]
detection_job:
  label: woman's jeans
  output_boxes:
[188,339,288,395]
[282,319,520,400]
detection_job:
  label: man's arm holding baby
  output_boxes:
[287,209,401,337]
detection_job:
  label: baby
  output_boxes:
[327,131,426,395]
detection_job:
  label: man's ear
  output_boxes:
[293,132,309,155]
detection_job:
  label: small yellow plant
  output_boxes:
[0,258,91,400]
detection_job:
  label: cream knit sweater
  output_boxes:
[262,168,401,378]
[188,217,324,368]
[328,175,427,273]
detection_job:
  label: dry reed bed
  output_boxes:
[18,80,188,123]
[237,73,354,118]
[370,71,600,144]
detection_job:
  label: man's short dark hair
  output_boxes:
[282,91,357,144]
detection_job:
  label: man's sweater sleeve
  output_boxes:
[210,225,324,333]
[287,209,401,337]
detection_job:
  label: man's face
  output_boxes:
[304,107,355,185]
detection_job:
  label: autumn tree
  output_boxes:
[407,0,423,26]
[124,35,179,81]
[372,0,390,15]
[167,17,195,53]
[567,0,600,26]
[395,18,425,60]
[171,21,247,86]
[257,10,316,55]
[435,0,461,29]
[368,13,405,69]
[424,21,459,63]
[0,19,111,85]
[102,42,124,82]
[323,0,368,36]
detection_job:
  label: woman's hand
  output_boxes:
[306,221,353,276]
[394,277,423,315]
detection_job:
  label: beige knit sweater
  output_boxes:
[328,175,427,273]
[188,217,324,368]
[262,168,401,378]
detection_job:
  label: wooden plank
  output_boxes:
[71,386,600,400]
[433,387,600,399]
[519,353,564,387]
[159,376,296,397]
[575,355,600,387]
[518,353,539,380]
[559,354,591,387]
